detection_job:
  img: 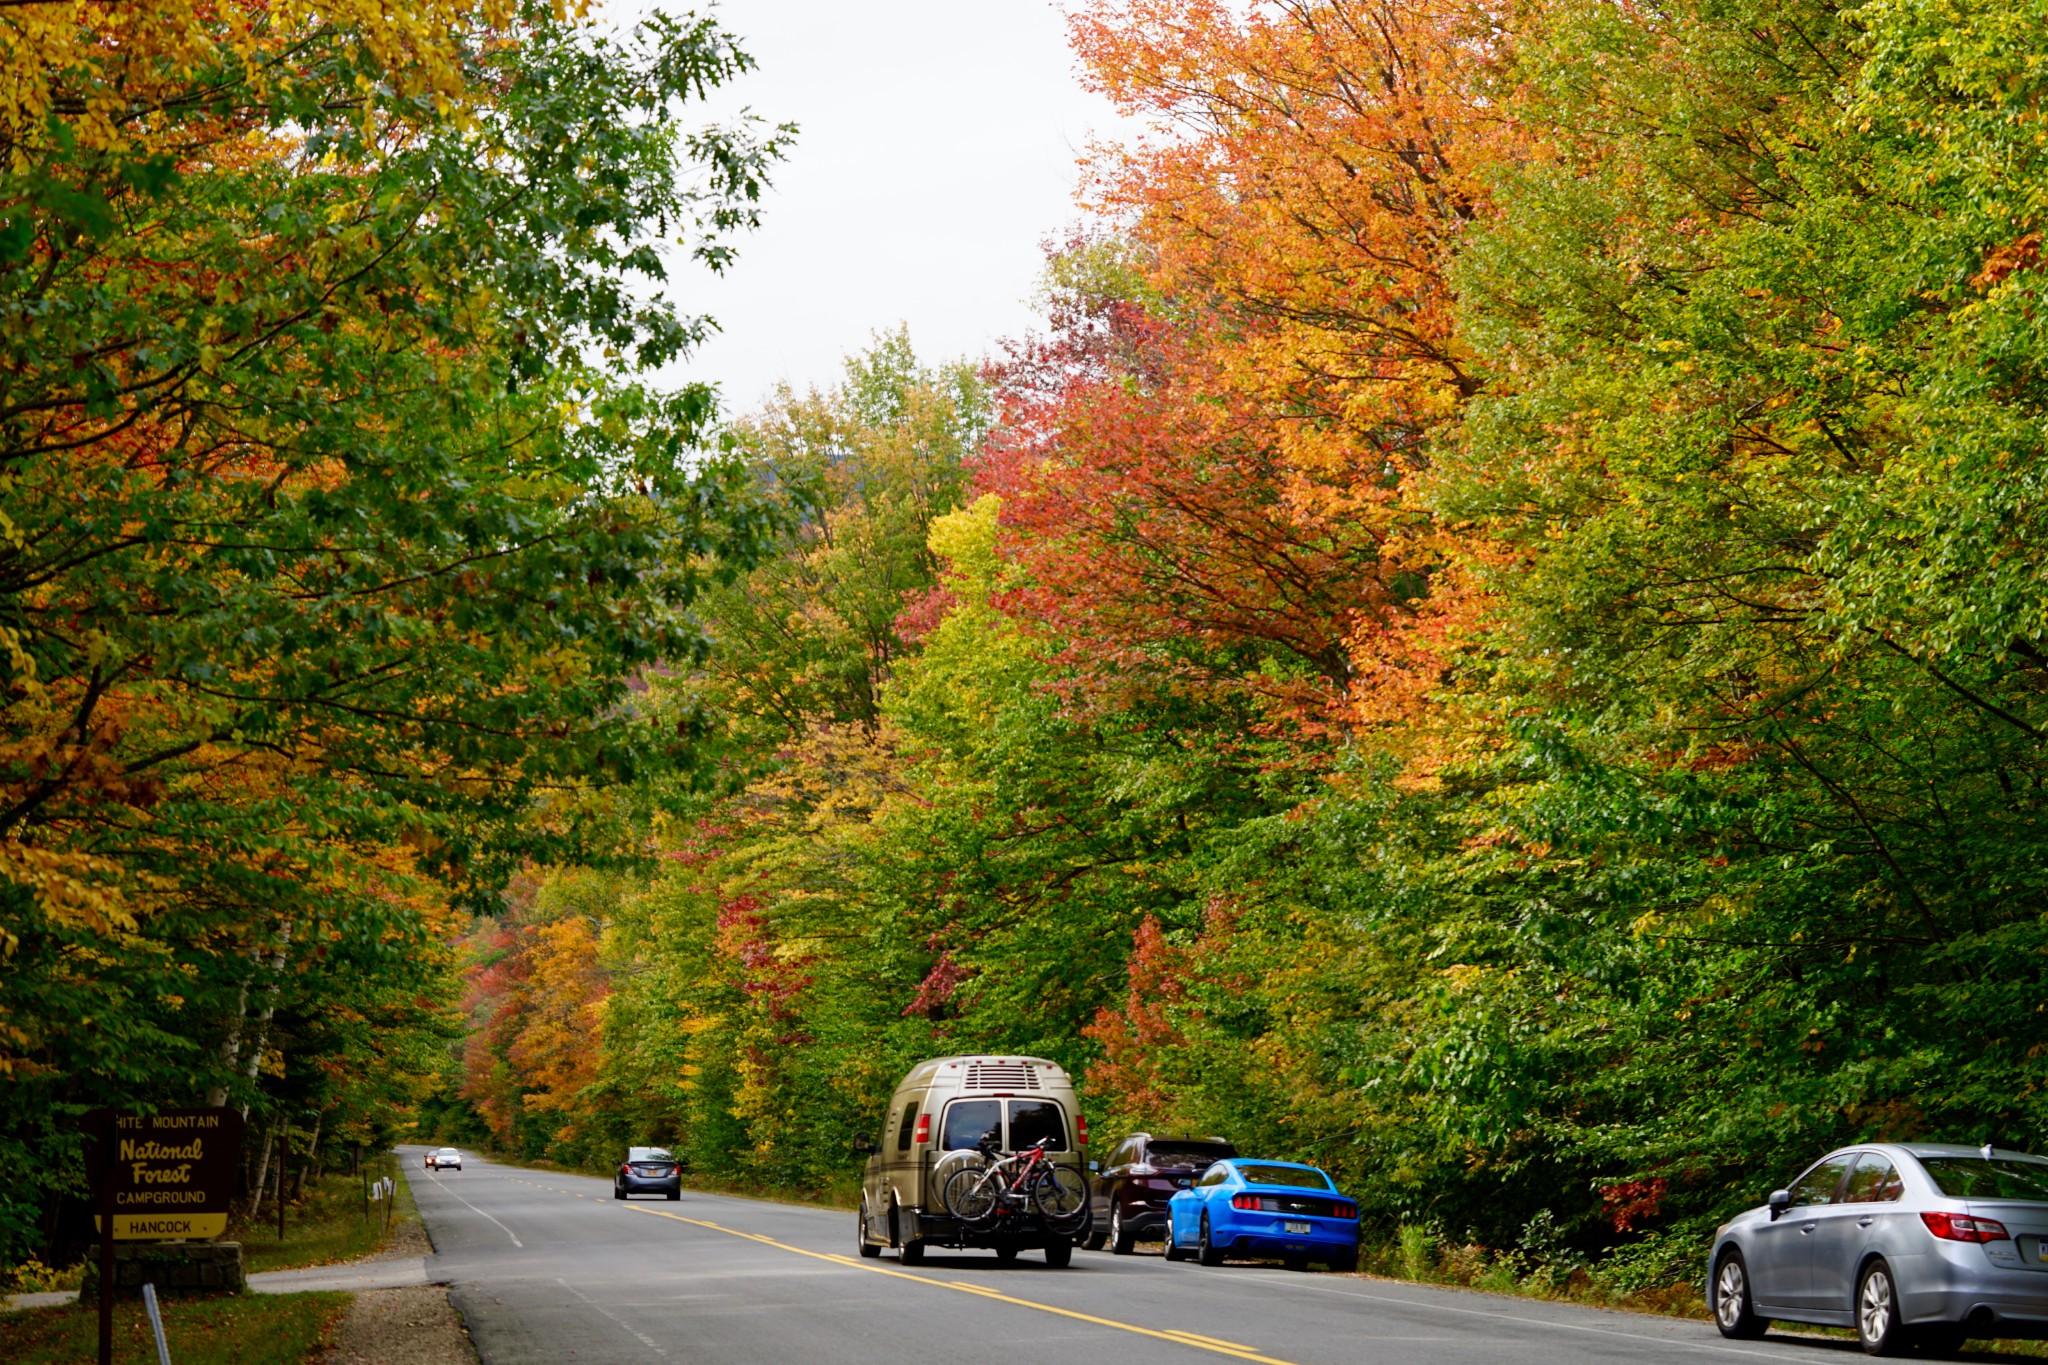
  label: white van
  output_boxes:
[855,1054,1091,1266]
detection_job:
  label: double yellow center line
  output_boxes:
[621,1204,1298,1365]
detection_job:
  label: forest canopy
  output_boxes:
[13,0,2048,1295]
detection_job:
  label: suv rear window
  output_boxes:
[1147,1142,1230,1168]
[1920,1157,2048,1201]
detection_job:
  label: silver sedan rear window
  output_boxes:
[1920,1156,2048,1200]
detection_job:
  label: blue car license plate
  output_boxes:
[1284,1221,1312,1234]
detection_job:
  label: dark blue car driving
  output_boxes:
[1164,1158,1358,1271]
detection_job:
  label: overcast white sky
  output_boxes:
[613,0,1137,413]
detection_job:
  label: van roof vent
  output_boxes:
[966,1062,1039,1090]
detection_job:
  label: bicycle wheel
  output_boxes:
[945,1166,1001,1227]
[1031,1165,1089,1231]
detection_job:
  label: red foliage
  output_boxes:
[1082,915,1196,1117]
[894,583,957,645]
[979,296,1404,733]
[904,949,972,1019]
[714,893,810,1028]
[1602,1178,1670,1232]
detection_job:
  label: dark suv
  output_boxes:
[1087,1133,1235,1254]
[614,1146,683,1200]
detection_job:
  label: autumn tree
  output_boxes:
[0,0,786,1267]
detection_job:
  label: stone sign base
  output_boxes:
[81,1242,246,1300]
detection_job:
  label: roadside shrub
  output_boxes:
[1397,1224,1435,1281]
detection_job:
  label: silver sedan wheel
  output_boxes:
[1715,1259,1747,1330]
[1859,1264,1897,1352]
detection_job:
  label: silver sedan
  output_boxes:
[1709,1143,2048,1355]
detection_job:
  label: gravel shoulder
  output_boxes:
[321,1283,477,1365]
[317,1187,477,1364]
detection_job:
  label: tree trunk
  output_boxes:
[292,1111,322,1200]
[237,924,293,1115]
[204,978,251,1109]
[247,1122,277,1221]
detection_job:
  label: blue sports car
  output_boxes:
[1164,1158,1359,1271]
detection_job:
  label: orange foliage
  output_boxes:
[1050,0,1522,736]
[461,910,610,1146]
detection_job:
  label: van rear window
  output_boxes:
[1008,1101,1067,1152]
[941,1099,1003,1151]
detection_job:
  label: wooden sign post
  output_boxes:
[83,1108,246,1365]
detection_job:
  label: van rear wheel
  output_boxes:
[889,1201,923,1265]
[1044,1238,1073,1268]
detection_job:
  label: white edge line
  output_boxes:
[557,1277,670,1356]
[426,1170,524,1248]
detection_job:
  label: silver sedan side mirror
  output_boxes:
[1767,1189,1791,1220]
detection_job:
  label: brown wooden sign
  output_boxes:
[84,1107,245,1240]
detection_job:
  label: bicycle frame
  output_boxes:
[963,1145,1050,1213]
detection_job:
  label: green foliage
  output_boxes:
[0,1292,348,1365]
[1,1,786,1273]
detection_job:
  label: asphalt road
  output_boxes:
[401,1145,1876,1365]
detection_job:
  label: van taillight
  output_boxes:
[913,1114,930,1145]
[1078,1115,1089,1146]
[1921,1211,2009,1243]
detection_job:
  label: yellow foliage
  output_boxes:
[0,0,537,165]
